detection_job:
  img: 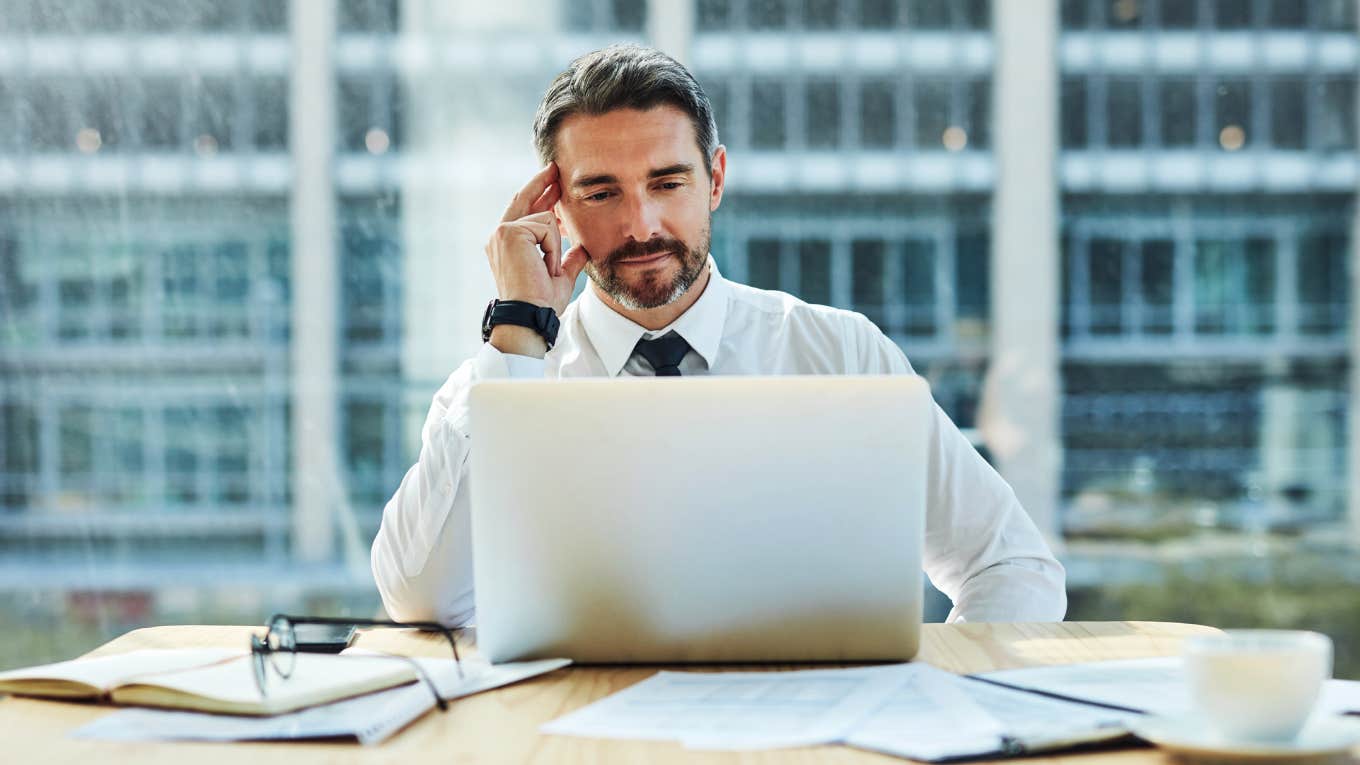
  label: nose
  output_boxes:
[619,191,664,244]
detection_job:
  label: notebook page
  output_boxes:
[111,653,416,712]
[0,649,241,694]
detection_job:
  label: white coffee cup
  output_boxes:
[1183,630,1333,742]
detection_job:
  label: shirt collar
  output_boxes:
[578,256,730,377]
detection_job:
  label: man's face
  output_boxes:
[552,105,726,310]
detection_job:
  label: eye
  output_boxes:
[584,191,613,202]
[659,181,684,190]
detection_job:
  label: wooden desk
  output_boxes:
[2,621,1216,764]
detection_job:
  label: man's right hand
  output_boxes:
[484,163,590,357]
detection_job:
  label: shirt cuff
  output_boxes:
[473,342,547,379]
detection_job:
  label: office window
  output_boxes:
[1267,0,1308,27]
[1271,79,1307,149]
[138,78,184,150]
[751,79,787,149]
[859,79,896,149]
[966,79,991,149]
[1107,0,1144,29]
[253,77,289,150]
[339,0,399,33]
[1,404,39,509]
[697,0,732,30]
[748,0,789,29]
[249,0,288,31]
[956,229,989,321]
[852,239,886,327]
[907,0,951,28]
[804,0,840,28]
[1159,78,1197,147]
[747,238,781,291]
[799,240,832,306]
[914,79,951,149]
[194,77,238,153]
[1061,0,1091,28]
[1137,240,1175,334]
[805,80,841,148]
[1159,0,1200,27]
[1316,79,1356,151]
[858,0,898,28]
[1315,0,1357,31]
[1298,233,1348,334]
[1088,238,1124,335]
[902,239,936,335]
[1214,0,1254,28]
[1062,77,1089,148]
[1107,78,1144,148]
[1214,78,1251,151]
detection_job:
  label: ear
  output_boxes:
[708,145,727,213]
[553,201,569,238]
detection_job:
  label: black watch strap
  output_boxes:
[481,299,561,350]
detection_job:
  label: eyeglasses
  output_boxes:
[250,614,464,711]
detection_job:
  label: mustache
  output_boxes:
[606,237,686,264]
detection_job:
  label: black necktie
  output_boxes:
[632,331,691,376]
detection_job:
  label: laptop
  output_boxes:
[469,375,931,664]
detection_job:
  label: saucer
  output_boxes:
[1129,714,1360,763]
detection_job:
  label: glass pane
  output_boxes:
[858,0,897,28]
[751,79,787,149]
[805,80,841,148]
[804,0,840,27]
[852,239,886,327]
[747,238,782,290]
[1107,78,1144,147]
[1062,0,1092,28]
[1316,79,1356,151]
[1160,0,1199,27]
[1214,78,1252,150]
[908,0,952,28]
[914,79,951,149]
[859,79,896,149]
[1107,0,1144,28]
[748,0,789,29]
[1159,77,1197,147]
[697,0,732,29]
[1215,0,1254,28]
[902,239,936,335]
[798,240,831,305]
[1139,239,1175,334]
[1271,79,1307,149]
[1062,77,1089,148]
[1089,238,1123,335]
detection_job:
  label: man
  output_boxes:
[371,44,1066,627]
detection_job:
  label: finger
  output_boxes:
[561,243,590,283]
[504,214,561,276]
[501,163,559,222]
[540,220,563,277]
[527,182,561,216]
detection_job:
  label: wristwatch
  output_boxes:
[481,299,561,350]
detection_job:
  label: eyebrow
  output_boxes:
[572,163,696,189]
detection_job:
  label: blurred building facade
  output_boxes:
[0,0,1355,619]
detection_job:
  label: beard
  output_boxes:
[584,219,711,310]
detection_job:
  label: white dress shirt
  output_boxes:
[371,258,1067,626]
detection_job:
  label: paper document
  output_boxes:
[73,655,571,746]
[542,665,912,750]
[73,681,433,745]
[980,657,1360,718]
[846,664,1135,762]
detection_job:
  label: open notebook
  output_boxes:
[0,648,420,716]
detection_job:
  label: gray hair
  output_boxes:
[533,44,720,174]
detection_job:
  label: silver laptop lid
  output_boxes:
[470,375,930,664]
